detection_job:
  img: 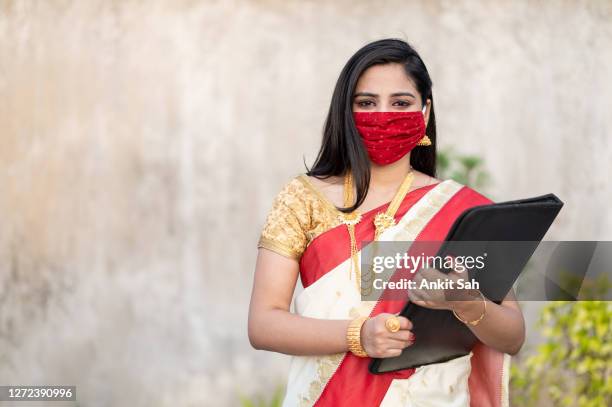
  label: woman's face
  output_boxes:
[352,63,431,124]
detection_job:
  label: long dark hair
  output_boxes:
[306,38,437,213]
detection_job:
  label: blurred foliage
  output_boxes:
[238,384,284,407]
[436,146,491,190]
[511,275,612,407]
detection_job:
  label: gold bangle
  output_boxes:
[452,291,487,326]
[346,316,369,357]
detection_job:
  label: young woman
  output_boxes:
[248,38,524,407]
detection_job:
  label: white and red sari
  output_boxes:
[283,179,510,407]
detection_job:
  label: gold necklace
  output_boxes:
[340,175,363,290]
[339,169,415,292]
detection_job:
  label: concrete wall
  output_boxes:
[0,1,610,406]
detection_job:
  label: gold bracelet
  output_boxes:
[452,291,487,326]
[346,316,369,357]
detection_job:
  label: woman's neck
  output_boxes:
[369,155,413,187]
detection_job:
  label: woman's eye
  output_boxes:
[393,100,411,107]
[356,100,374,107]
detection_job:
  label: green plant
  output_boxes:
[437,147,491,190]
[511,276,612,407]
[238,384,284,407]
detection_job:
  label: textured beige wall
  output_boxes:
[0,1,610,406]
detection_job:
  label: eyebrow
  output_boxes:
[353,91,416,98]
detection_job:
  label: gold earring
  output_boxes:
[417,134,432,146]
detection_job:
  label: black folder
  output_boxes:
[368,193,564,374]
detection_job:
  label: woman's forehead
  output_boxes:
[355,63,417,94]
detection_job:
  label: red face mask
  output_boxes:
[353,108,427,165]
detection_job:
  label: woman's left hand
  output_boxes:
[409,266,477,311]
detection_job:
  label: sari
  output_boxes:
[258,175,511,407]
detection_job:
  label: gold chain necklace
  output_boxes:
[339,169,415,292]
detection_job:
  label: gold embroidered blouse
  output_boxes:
[257,174,343,260]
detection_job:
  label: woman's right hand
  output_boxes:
[360,313,415,358]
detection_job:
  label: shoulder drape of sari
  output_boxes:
[282,179,510,407]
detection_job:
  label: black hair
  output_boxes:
[305,38,437,213]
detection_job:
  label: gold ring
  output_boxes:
[385,316,401,333]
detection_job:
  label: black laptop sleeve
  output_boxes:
[368,193,564,374]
